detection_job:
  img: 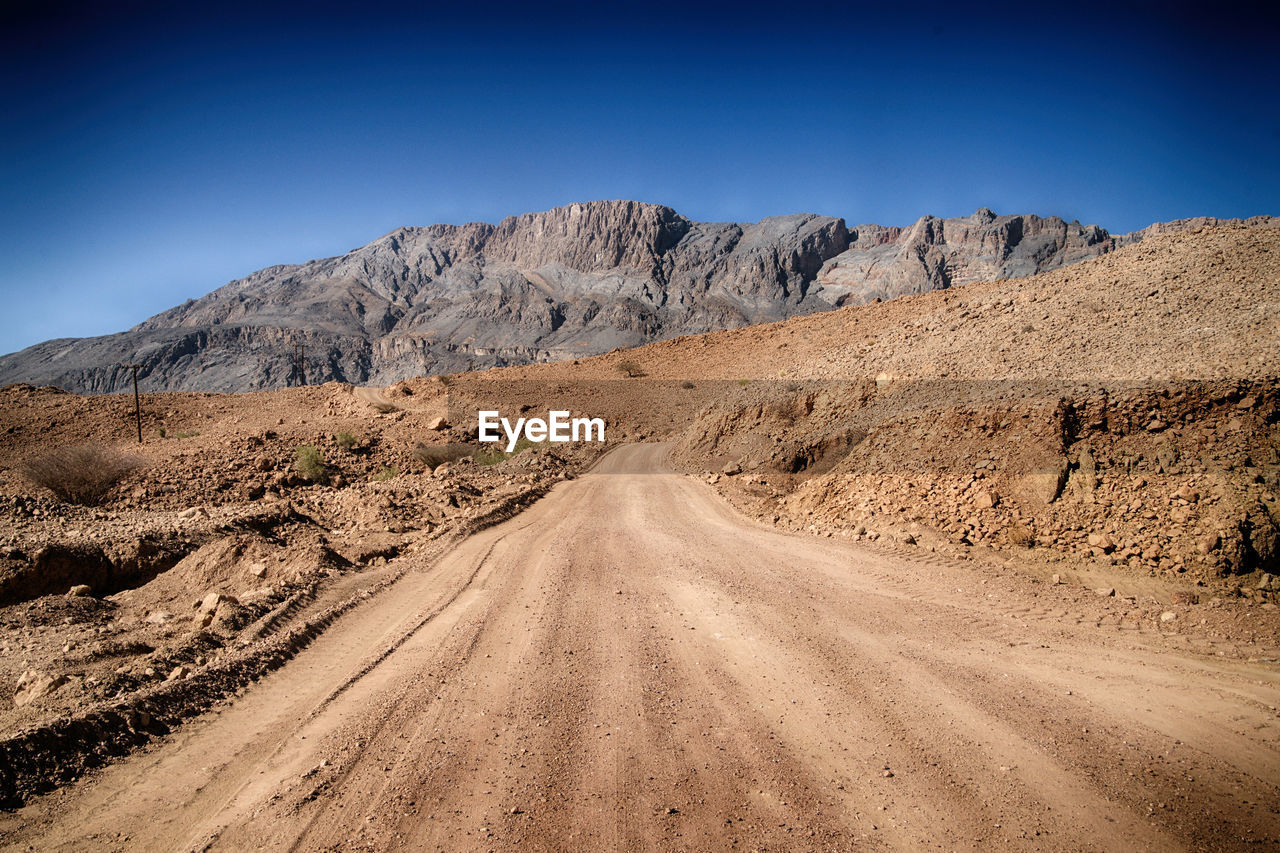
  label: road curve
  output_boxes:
[2,443,1277,851]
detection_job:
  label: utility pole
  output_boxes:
[122,363,143,443]
[290,336,307,387]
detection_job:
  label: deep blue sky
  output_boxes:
[1,1,1276,355]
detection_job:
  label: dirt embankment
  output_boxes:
[672,379,1279,592]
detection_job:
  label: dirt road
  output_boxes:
[2,444,1278,851]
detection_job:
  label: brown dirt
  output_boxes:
[1,445,1276,851]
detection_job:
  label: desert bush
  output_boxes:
[436,373,453,387]
[616,360,644,378]
[295,444,330,484]
[19,444,142,506]
[475,436,536,466]
[411,442,472,469]
[473,446,505,466]
[373,464,398,481]
[335,431,358,450]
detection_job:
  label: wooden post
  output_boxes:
[122,363,142,442]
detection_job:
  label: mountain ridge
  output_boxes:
[1,200,1267,394]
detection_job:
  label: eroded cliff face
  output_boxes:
[0,200,1219,394]
[814,208,1118,305]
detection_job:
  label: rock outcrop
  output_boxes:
[1,201,1250,394]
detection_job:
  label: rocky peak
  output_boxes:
[483,201,692,272]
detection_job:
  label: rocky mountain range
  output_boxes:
[0,201,1246,393]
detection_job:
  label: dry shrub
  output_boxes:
[295,444,330,484]
[616,360,644,378]
[19,444,142,506]
[411,442,472,469]
[1007,522,1036,548]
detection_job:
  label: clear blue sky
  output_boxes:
[1,0,1276,356]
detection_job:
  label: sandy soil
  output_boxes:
[2,444,1275,851]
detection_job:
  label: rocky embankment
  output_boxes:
[678,379,1278,591]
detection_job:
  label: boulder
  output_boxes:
[199,592,238,613]
[13,670,67,707]
[1087,533,1116,553]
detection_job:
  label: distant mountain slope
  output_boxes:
[0,201,1248,394]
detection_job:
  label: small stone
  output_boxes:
[882,770,894,778]
[1087,533,1115,553]
[1095,587,1116,597]
[974,490,998,510]
[144,611,172,624]
[166,665,190,682]
[722,461,742,476]
[200,592,237,613]
[1051,573,1062,585]
[66,584,92,597]
[427,416,450,431]
[13,670,67,706]
[248,563,267,578]
[1159,611,1177,623]
[1236,396,1257,410]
